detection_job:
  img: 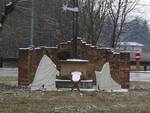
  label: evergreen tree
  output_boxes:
[122,17,150,53]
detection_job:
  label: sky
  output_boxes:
[132,0,150,23]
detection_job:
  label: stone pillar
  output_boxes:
[119,52,130,88]
[110,53,120,85]
[18,48,30,86]
[18,48,44,86]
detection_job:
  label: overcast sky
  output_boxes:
[132,0,150,23]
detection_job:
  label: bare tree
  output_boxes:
[0,0,31,57]
[107,0,140,48]
[0,0,141,57]
[0,0,20,31]
[79,0,108,45]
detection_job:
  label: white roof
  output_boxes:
[119,42,144,47]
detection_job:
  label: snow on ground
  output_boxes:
[130,71,150,82]
[0,68,18,77]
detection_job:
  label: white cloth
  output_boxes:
[31,55,59,91]
[95,62,121,92]
[71,71,81,82]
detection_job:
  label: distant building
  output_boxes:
[117,42,144,53]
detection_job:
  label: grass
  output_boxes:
[0,76,150,113]
[0,76,17,85]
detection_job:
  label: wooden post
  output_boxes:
[144,65,147,71]
[136,61,140,71]
[0,57,2,67]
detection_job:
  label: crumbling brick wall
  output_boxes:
[18,39,130,88]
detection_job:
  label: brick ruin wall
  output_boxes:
[18,39,130,88]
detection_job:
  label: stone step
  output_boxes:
[56,79,93,89]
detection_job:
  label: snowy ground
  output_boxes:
[0,68,150,113]
[0,68,18,77]
[130,71,150,82]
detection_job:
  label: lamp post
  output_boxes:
[72,0,79,58]
[30,0,34,47]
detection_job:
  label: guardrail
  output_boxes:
[130,60,150,71]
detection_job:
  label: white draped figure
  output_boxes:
[95,62,121,92]
[31,55,59,91]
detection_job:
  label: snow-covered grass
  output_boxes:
[0,76,150,113]
[0,89,150,113]
[0,76,17,85]
[130,71,150,82]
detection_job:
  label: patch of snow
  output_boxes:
[57,88,96,92]
[77,37,82,40]
[105,48,111,50]
[66,59,88,62]
[56,79,93,83]
[119,42,144,47]
[98,47,111,50]
[85,44,92,46]
[35,47,41,50]
[60,42,67,45]
[82,80,93,82]
[56,79,70,82]
[67,41,71,43]
[0,68,18,77]
[130,71,150,82]
[81,41,86,43]
[131,71,150,73]
[112,89,128,93]
[63,5,79,12]
[80,88,96,92]
[113,52,120,54]
[90,46,96,48]
[45,47,57,49]
[19,47,41,50]
[19,48,30,50]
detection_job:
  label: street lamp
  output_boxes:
[30,0,34,47]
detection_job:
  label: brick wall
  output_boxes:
[18,39,130,88]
